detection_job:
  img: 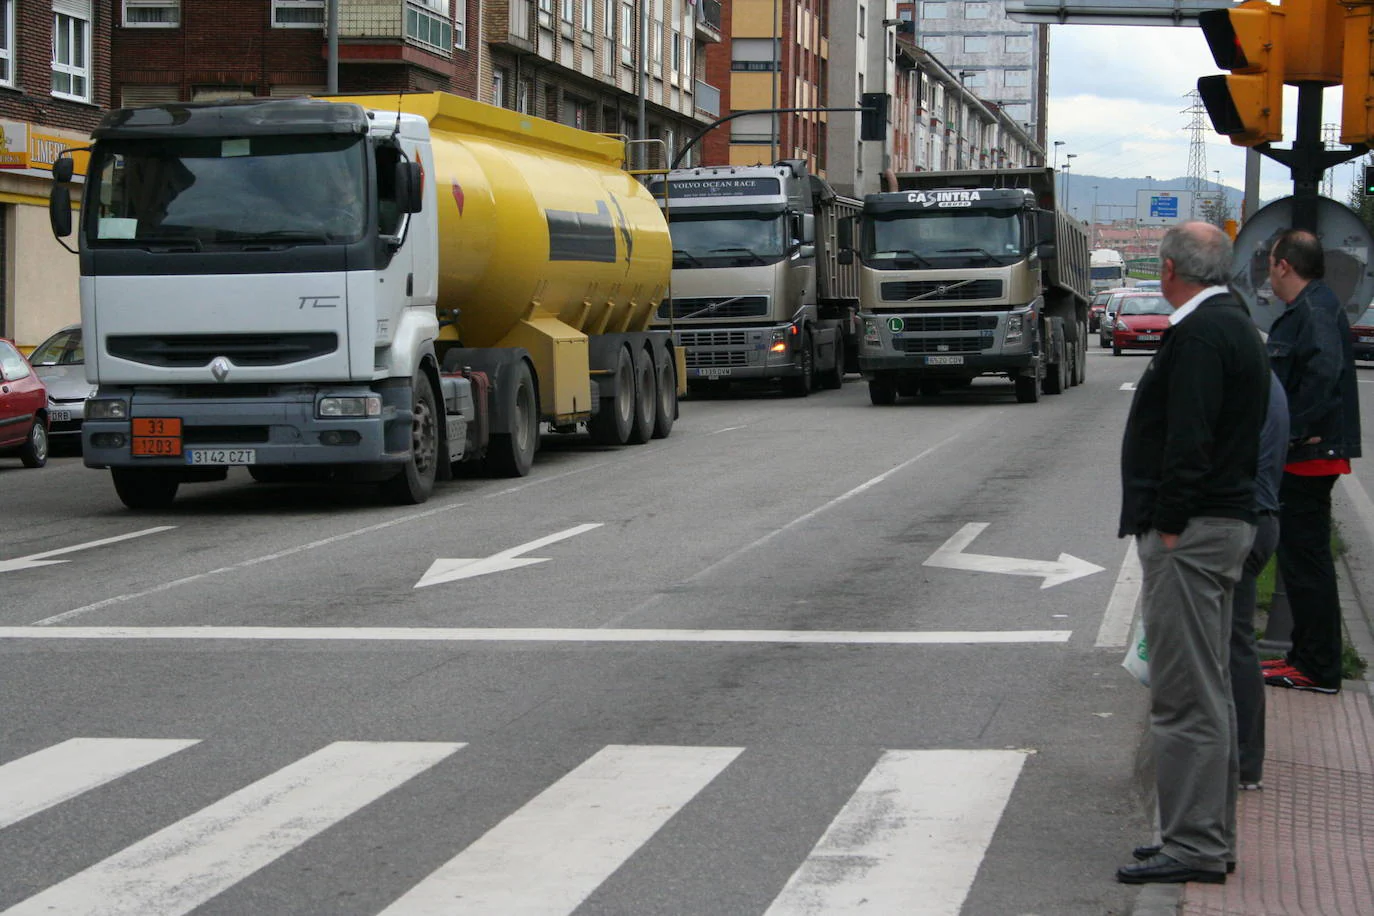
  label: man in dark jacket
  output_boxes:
[1262,229,1361,694]
[1116,221,1270,886]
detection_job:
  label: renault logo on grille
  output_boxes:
[210,357,232,382]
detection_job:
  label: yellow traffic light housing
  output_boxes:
[1342,4,1374,145]
[1197,1,1285,147]
[1283,0,1343,86]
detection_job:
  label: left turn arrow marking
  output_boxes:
[415,523,603,589]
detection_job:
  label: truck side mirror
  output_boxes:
[1036,210,1056,245]
[798,243,816,259]
[801,213,815,244]
[53,156,75,183]
[397,161,424,214]
[1036,242,1057,261]
[50,185,73,239]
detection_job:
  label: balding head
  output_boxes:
[1158,221,1232,307]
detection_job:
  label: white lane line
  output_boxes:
[1119,382,1136,391]
[1096,539,1143,648]
[1339,474,1374,551]
[482,461,611,498]
[32,503,468,626]
[3,741,462,916]
[379,745,741,915]
[0,626,1073,645]
[0,527,176,574]
[764,749,1029,916]
[0,738,199,831]
[711,426,745,435]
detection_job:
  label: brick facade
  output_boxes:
[0,0,113,131]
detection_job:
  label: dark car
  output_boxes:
[26,324,89,441]
[1352,305,1374,361]
[0,338,49,467]
[1109,293,1172,355]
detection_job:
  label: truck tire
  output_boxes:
[589,345,635,445]
[783,331,814,397]
[819,332,845,390]
[1014,374,1041,403]
[652,351,677,439]
[18,418,48,468]
[868,376,897,406]
[629,345,656,445]
[382,372,440,504]
[1043,328,1065,396]
[484,361,538,477]
[1075,323,1088,385]
[112,468,180,510]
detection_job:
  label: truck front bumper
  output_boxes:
[82,385,412,470]
[858,352,1037,374]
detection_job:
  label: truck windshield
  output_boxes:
[667,213,787,267]
[83,135,368,247]
[862,210,1024,269]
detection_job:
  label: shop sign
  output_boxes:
[0,120,30,169]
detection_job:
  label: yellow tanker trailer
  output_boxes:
[51,90,681,509]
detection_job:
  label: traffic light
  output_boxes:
[1365,164,1374,196]
[1342,4,1374,144]
[1196,1,1285,147]
[1283,0,1343,86]
[860,93,890,142]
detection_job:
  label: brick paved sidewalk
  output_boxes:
[1177,683,1374,916]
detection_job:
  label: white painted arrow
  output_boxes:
[415,523,603,589]
[923,523,1105,589]
[0,527,177,574]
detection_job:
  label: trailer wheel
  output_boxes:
[382,372,439,504]
[783,331,814,397]
[112,468,180,510]
[1043,326,1065,395]
[819,332,845,390]
[629,345,656,445]
[1014,374,1041,404]
[1075,323,1088,385]
[868,376,897,406]
[18,418,48,468]
[652,351,677,439]
[485,361,538,477]
[590,345,635,445]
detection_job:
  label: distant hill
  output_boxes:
[1061,174,1247,223]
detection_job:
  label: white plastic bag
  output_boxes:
[1122,615,1150,687]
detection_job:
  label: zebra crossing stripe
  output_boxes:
[3,740,462,916]
[764,749,1029,916]
[378,744,743,915]
[0,738,199,831]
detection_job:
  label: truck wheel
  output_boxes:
[783,331,814,397]
[628,346,656,445]
[1043,338,1065,395]
[819,333,844,390]
[484,361,538,477]
[19,418,48,468]
[589,345,635,445]
[652,352,677,439]
[112,468,180,510]
[1075,325,1088,385]
[868,377,897,406]
[1014,374,1041,403]
[382,373,439,504]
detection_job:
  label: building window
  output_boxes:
[492,68,506,107]
[603,0,614,37]
[561,0,573,22]
[671,30,680,74]
[1005,33,1031,53]
[963,35,988,53]
[652,20,662,64]
[517,80,531,114]
[965,2,989,18]
[923,35,945,53]
[455,0,466,48]
[0,0,14,85]
[1006,102,1030,121]
[272,0,324,28]
[582,0,594,32]
[923,2,947,18]
[858,5,865,37]
[52,1,92,102]
[406,0,453,53]
[962,70,985,88]
[123,0,179,27]
[620,2,633,65]
[121,84,179,106]
[1004,69,1030,87]
[731,38,778,71]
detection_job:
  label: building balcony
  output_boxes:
[336,0,467,71]
[488,0,538,53]
[695,80,720,118]
[695,0,722,43]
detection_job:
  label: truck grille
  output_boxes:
[107,333,338,368]
[659,296,769,319]
[184,426,271,444]
[899,315,998,332]
[687,350,750,368]
[677,330,750,348]
[881,280,1004,302]
[894,336,988,354]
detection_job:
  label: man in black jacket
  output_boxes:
[1116,221,1270,886]
[1262,230,1361,694]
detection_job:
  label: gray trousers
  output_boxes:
[1137,517,1256,872]
[1230,513,1279,784]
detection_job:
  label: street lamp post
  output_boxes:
[1092,185,1099,247]
[1053,139,1064,170]
[1064,153,1077,216]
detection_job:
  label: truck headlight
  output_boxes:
[1005,315,1024,344]
[863,320,880,344]
[319,395,382,418]
[86,398,128,420]
[769,329,788,354]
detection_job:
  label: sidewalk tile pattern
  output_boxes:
[1181,685,1374,916]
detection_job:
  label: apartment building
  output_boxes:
[702,0,829,176]
[0,0,112,345]
[825,1,895,198]
[900,0,1048,150]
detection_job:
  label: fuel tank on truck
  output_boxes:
[337,92,671,350]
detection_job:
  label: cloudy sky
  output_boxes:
[1046,22,1358,204]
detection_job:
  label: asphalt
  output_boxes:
[1128,546,1374,916]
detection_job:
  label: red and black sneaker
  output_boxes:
[1264,668,1340,694]
[1260,658,1289,670]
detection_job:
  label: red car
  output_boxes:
[1352,305,1374,362]
[1109,293,1172,355]
[0,338,49,467]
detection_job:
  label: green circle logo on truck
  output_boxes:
[887,317,905,333]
